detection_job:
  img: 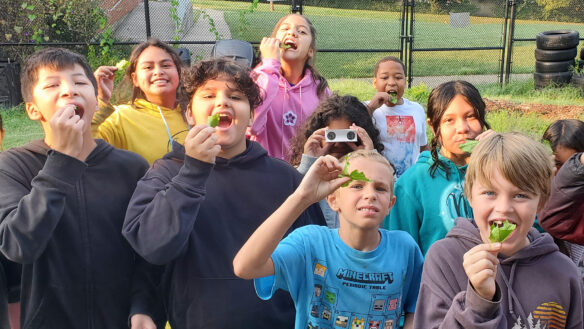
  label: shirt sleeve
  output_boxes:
[403,237,424,313]
[414,243,505,329]
[251,58,282,136]
[122,155,213,265]
[386,180,422,246]
[254,227,310,302]
[0,151,87,263]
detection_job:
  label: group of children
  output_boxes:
[0,12,583,329]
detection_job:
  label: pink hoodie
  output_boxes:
[251,58,330,160]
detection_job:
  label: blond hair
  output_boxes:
[464,132,554,208]
[342,150,395,190]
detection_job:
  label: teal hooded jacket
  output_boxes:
[383,150,473,255]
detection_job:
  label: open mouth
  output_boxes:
[217,113,233,128]
[358,206,379,213]
[489,219,516,228]
[283,40,297,50]
[68,103,84,118]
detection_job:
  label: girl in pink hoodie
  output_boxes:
[251,14,330,160]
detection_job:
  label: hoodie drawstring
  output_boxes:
[499,262,527,324]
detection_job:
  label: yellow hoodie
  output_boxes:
[92,98,188,164]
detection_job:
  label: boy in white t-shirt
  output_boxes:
[365,56,428,177]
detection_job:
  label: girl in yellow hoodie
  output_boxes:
[92,39,188,164]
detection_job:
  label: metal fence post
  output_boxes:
[504,0,517,84]
[499,0,510,86]
[144,0,152,38]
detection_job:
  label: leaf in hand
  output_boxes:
[207,113,220,127]
[489,220,516,243]
[459,139,479,153]
[115,59,130,76]
[338,155,371,187]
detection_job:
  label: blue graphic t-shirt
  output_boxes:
[255,226,424,329]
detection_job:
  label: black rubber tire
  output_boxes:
[536,30,580,50]
[534,47,577,62]
[534,71,572,89]
[573,74,584,90]
[535,59,575,73]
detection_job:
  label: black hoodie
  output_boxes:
[0,140,162,329]
[123,140,326,329]
[415,218,584,329]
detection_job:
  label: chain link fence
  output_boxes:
[1,0,583,106]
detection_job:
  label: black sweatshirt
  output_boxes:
[0,140,162,329]
[123,140,326,329]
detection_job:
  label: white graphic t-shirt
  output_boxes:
[366,98,427,177]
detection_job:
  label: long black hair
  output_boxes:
[427,80,490,177]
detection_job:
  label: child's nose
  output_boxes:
[214,93,229,108]
[60,81,79,97]
[455,119,470,133]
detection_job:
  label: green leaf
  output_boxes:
[388,92,397,104]
[280,44,292,49]
[338,155,371,187]
[207,113,220,127]
[115,59,130,71]
[21,2,27,9]
[459,139,479,153]
[489,220,516,243]
[28,14,36,21]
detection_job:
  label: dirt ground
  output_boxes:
[484,98,584,121]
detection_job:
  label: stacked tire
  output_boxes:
[572,48,584,91]
[534,30,579,89]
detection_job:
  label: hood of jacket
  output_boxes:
[416,150,468,179]
[277,67,316,93]
[165,139,268,167]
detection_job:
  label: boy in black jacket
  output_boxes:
[123,58,325,329]
[0,48,161,329]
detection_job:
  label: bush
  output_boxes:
[0,0,107,62]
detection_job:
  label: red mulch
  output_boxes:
[484,98,584,121]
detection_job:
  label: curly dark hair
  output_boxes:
[182,58,262,113]
[542,119,584,153]
[427,80,490,178]
[288,94,383,166]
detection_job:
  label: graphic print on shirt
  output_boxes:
[532,301,567,329]
[384,115,415,176]
[283,110,298,126]
[308,260,400,329]
[440,182,473,229]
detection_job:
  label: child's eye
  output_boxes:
[44,84,58,89]
[515,193,530,199]
[482,191,495,196]
[376,186,388,192]
[75,81,88,85]
[350,183,363,189]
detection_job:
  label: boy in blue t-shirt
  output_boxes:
[234,150,423,329]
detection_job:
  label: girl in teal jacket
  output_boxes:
[384,80,493,254]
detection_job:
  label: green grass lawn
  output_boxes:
[192,0,584,78]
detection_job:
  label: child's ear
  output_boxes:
[385,195,397,216]
[25,102,44,121]
[131,72,139,87]
[427,118,436,135]
[326,192,340,212]
[186,104,196,126]
[308,48,315,59]
[372,77,377,86]
[249,110,254,127]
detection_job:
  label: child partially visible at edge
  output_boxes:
[288,94,386,228]
[0,48,162,328]
[234,149,423,329]
[365,56,428,177]
[250,14,331,160]
[415,132,583,329]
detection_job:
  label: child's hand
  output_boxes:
[259,37,281,61]
[295,155,351,203]
[93,66,117,103]
[184,124,221,163]
[462,242,501,301]
[130,313,156,329]
[304,127,332,158]
[367,92,396,113]
[347,124,374,151]
[50,105,85,160]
